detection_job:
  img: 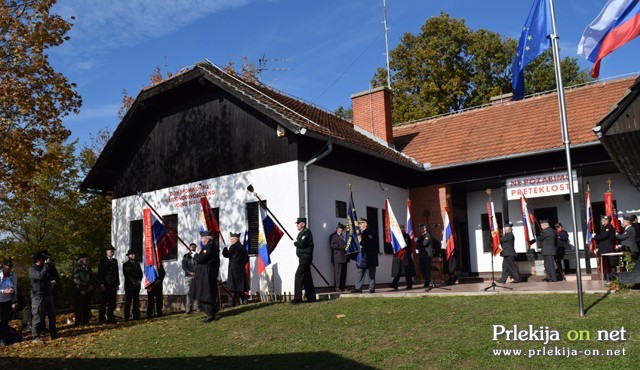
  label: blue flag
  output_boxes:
[344,189,361,255]
[512,0,553,100]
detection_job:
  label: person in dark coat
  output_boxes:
[631,215,640,258]
[616,215,639,260]
[222,232,250,305]
[182,243,198,313]
[537,220,558,282]
[122,250,142,320]
[593,215,616,281]
[72,254,94,326]
[98,246,119,323]
[0,258,18,345]
[194,231,220,322]
[415,224,433,287]
[329,222,348,292]
[292,217,316,304]
[29,252,58,342]
[352,218,378,293]
[499,223,520,283]
[146,264,165,318]
[554,223,569,280]
[391,226,415,290]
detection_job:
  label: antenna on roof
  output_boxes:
[257,53,292,82]
[382,0,391,89]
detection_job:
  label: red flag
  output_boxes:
[443,206,456,261]
[604,192,622,233]
[384,201,391,244]
[487,201,502,256]
[200,196,225,245]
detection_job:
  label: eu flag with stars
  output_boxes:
[512,0,553,100]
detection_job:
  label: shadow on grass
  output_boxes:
[584,290,613,314]
[0,352,375,370]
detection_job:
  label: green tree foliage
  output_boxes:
[372,12,591,123]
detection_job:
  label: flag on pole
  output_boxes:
[200,196,224,249]
[384,199,407,255]
[520,196,537,248]
[487,202,503,256]
[585,191,597,254]
[604,192,622,233]
[344,188,362,255]
[256,206,283,275]
[406,199,415,243]
[142,208,176,288]
[243,230,251,293]
[443,206,455,261]
[512,0,552,100]
[578,0,640,78]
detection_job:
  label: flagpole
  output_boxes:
[548,0,584,317]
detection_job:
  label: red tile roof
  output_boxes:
[393,77,637,168]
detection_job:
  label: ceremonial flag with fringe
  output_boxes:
[604,192,622,233]
[143,208,176,288]
[256,206,283,275]
[585,191,597,254]
[200,196,224,249]
[487,201,503,256]
[520,195,537,248]
[443,206,455,261]
[345,188,362,256]
[385,199,407,255]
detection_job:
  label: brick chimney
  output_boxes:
[351,86,394,145]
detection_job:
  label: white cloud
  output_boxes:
[65,103,121,121]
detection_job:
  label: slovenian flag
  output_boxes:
[520,195,537,248]
[344,188,362,255]
[578,0,640,78]
[443,206,455,261]
[585,191,596,254]
[256,206,283,275]
[487,202,502,256]
[142,208,176,288]
[385,199,407,255]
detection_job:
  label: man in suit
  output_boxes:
[329,222,348,292]
[616,215,638,260]
[122,250,142,320]
[292,217,316,304]
[352,218,378,293]
[98,246,119,323]
[631,215,640,258]
[593,215,616,281]
[182,243,198,313]
[537,220,557,282]
[194,231,220,323]
[72,254,94,326]
[391,225,415,290]
[415,224,433,287]
[499,222,520,283]
[222,232,250,305]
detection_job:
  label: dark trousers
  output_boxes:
[201,301,218,319]
[74,291,92,325]
[333,262,347,291]
[147,285,163,317]
[0,300,14,339]
[543,255,557,281]
[500,256,520,282]
[418,255,432,286]
[99,284,117,322]
[391,271,413,288]
[294,255,315,301]
[124,287,140,320]
[31,295,57,339]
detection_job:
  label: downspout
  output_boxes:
[303,139,333,224]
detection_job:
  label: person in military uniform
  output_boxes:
[292,217,316,303]
[415,224,433,288]
[194,231,220,322]
[593,215,616,281]
[329,222,348,292]
[146,264,165,317]
[29,252,58,342]
[72,253,94,326]
[391,226,415,290]
[182,243,198,313]
[352,218,378,293]
[122,250,142,321]
[537,220,558,282]
[98,246,120,323]
[222,232,250,305]
[499,222,520,284]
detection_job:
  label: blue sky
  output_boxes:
[50,0,640,146]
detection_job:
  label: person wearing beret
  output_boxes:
[329,222,348,292]
[292,217,316,303]
[0,258,18,345]
[499,223,520,284]
[98,246,120,323]
[29,252,58,342]
[122,250,142,320]
[352,218,378,293]
[616,215,638,260]
[537,220,558,282]
[194,230,220,322]
[222,232,250,305]
[182,243,199,314]
[593,215,617,282]
[72,254,94,326]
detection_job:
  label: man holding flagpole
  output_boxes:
[194,231,220,322]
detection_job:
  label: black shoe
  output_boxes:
[512,280,521,283]
[406,286,413,290]
[350,289,362,293]
[391,284,398,291]
[201,317,214,323]
[542,278,549,282]
[368,289,375,293]
[423,282,429,288]
[291,299,302,304]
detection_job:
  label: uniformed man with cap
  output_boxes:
[98,245,119,323]
[72,253,94,326]
[352,218,378,293]
[499,222,520,283]
[593,215,616,281]
[222,232,249,305]
[537,219,558,282]
[616,215,639,260]
[194,230,220,322]
[415,223,433,288]
[329,222,348,292]
[122,249,142,320]
[29,252,58,342]
[292,217,316,303]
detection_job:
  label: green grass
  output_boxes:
[1,292,638,369]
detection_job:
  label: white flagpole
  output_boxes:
[548,0,584,316]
